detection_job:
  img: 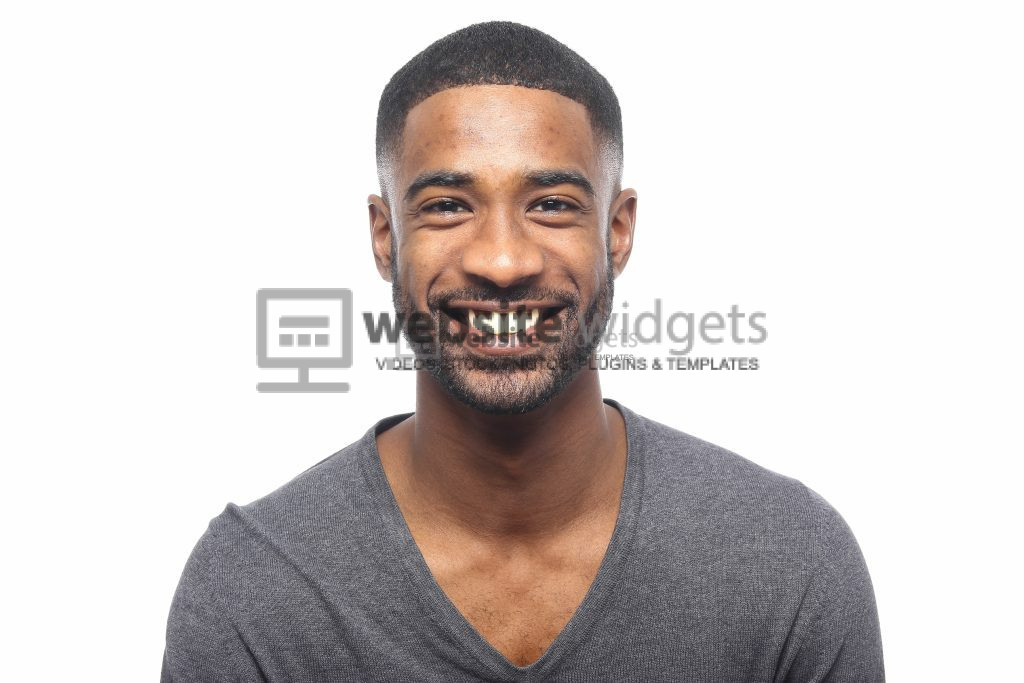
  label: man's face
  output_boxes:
[371,84,634,414]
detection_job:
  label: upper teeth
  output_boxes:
[468,308,541,334]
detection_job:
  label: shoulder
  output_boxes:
[633,410,814,511]
[179,424,386,587]
[166,426,390,641]
[163,427,392,680]
[626,408,882,658]
[627,408,858,565]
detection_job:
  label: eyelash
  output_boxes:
[421,197,579,214]
[422,199,466,214]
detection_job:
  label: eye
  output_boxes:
[422,199,467,214]
[531,197,578,213]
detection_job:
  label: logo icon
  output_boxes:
[256,289,352,393]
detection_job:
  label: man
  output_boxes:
[163,21,884,682]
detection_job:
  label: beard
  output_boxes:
[390,249,615,415]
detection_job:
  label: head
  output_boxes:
[368,21,637,414]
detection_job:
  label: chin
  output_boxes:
[430,362,569,415]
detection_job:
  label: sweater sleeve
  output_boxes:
[780,489,885,683]
[161,523,268,683]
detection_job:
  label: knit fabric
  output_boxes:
[162,399,884,682]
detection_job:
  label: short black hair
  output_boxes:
[375,20,623,202]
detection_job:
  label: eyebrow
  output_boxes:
[402,168,596,205]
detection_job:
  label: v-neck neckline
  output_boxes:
[358,398,647,681]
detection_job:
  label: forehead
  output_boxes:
[394,84,604,197]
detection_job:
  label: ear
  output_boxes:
[608,189,638,278]
[367,194,394,282]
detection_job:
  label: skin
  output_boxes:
[367,84,638,667]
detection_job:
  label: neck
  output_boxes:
[385,365,626,541]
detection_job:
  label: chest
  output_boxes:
[422,541,609,667]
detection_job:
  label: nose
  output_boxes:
[460,209,545,289]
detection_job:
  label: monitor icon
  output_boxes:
[257,289,352,393]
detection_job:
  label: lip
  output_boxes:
[439,302,566,356]
[443,300,566,317]
[463,332,545,356]
[442,301,565,327]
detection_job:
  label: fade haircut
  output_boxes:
[374,20,624,205]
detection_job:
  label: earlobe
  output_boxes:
[609,190,638,278]
[367,195,395,282]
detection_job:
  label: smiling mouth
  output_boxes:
[440,305,565,335]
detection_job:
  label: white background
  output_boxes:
[2,2,1021,680]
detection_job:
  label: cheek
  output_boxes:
[546,232,609,285]
[397,237,456,302]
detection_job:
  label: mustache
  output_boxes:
[426,286,579,312]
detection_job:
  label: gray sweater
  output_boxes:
[162,399,884,682]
